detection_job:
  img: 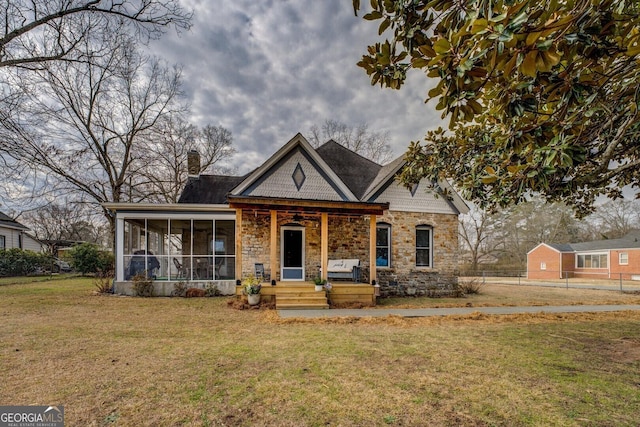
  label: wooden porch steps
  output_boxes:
[236,282,374,309]
[275,285,328,310]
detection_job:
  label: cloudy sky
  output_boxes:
[147,0,441,173]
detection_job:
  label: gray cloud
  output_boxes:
[149,0,442,173]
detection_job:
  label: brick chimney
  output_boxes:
[187,150,201,178]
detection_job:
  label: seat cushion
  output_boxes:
[327,259,359,272]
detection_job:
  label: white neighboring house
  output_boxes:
[0,211,43,252]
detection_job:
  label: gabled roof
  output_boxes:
[362,155,405,201]
[175,133,468,215]
[531,230,640,254]
[361,155,469,214]
[528,242,573,255]
[570,230,640,251]
[547,243,574,252]
[230,133,358,201]
[0,211,29,231]
[178,175,246,204]
[315,140,381,199]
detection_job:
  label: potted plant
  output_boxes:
[324,282,332,305]
[243,274,262,305]
[313,276,326,292]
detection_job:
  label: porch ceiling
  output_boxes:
[228,195,388,215]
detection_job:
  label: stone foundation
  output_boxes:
[376,269,459,297]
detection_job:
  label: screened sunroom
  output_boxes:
[106,204,237,295]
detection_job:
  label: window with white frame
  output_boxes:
[540,262,546,270]
[376,223,391,267]
[576,253,608,269]
[416,225,432,267]
[619,252,628,265]
[0,235,5,250]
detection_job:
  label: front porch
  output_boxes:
[235,281,376,309]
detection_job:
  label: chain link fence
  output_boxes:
[460,269,640,292]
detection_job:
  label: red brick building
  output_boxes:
[527,230,640,280]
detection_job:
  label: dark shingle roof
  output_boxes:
[547,243,574,252]
[178,175,246,204]
[315,140,382,199]
[177,140,391,203]
[0,211,29,231]
[570,229,640,251]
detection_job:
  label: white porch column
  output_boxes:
[369,214,377,284]
[115,215,124,281]
[235,208,242,280]
[321,212,328,281]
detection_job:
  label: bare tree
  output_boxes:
[0,0,191,69]
[20,202,110,247]
[460,199,584,272]
[0,28,185,233]
[494,200,583,269]
[308,119,394,164]
[584,199,640,240]
[134,117,236,203]
[459,208,504,272]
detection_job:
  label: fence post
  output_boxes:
[620,273,623,292]
[565,271,568,289]
[482,270,485,285]
[518,272,521,286]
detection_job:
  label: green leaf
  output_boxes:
[467,99,483,114]
[433,38,451,54]
[506,10,528,31]
[378,18,391,35]
[521,51,538,77]
[418,44,436,58]
[481,176,498,184]
[626,44,640,57]
[412,57,429,68]
[363,11,383,20]
[471,19,489,34]
[536,39,553,51]
[526,32,541,46]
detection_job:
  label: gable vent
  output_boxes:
[292,163,306,191]
[410,183,419,197]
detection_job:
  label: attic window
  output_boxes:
[292,163,306,191]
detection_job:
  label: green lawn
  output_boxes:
[0,278,639,426]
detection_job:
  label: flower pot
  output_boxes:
[315,285,324,292]
[247,293,261,305]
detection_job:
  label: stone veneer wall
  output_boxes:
[375,211,460,297]
[240,212,369,281]
[240,212,271,278]
[240,210,460,296]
